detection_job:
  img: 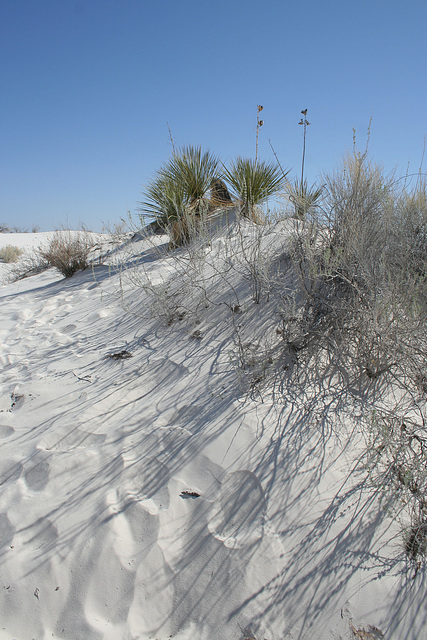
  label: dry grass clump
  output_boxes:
[38,230,96,278]
[0,245,24,263]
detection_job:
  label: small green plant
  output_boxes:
[0,245,23,263]
[141,171,188,230]
[38,230,96,278]
[223,157,288,219]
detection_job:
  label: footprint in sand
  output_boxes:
[171,403,203,424]
[85,484,173,636]
[106,486,161,566]
[208,470,266,549]
[105,485,174,637]
[120,452,170,510]
[0,512,14,550]
[58,323,77,335]
[24,453,51,491]
[127,543,175,637]
[0,425,14,439]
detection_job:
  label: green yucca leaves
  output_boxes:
[138,146,220,228]
[168,146,220,212]
[139,172,187,228]
[287,179,324,219]
[223,158,288,218]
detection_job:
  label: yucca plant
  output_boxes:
[139,145,220,244]
[168,145,220,213]
[287,178,324,219]
[139,171,188,229]
[223,157,288,219]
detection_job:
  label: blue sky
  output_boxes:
[1,0,426,231]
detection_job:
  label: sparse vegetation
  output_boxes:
[38,230,96,278]
[0,244,23,263]
[132,132,427,567]
[285,150,427,382]
[7,250,50,281]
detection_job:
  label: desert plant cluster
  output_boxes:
[127,117,427,569]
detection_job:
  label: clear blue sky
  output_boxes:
[1,0,426,231]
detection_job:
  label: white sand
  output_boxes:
[0,226,425,639]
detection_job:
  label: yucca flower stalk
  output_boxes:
[255,105,264,165]
[298,108,310,185]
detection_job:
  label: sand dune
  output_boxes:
[0,227,425,639]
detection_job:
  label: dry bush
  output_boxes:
[286,152,427,385]
[362,407,427,565]
[0,245,23,263]
[38,230,96,278]
[7,250,49,281]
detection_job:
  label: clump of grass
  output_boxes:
[0,245,24,263]
[38,230,96,278]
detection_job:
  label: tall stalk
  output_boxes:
[255,105,264,165]
[298,109,310,185]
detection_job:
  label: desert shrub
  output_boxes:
[0,245,23,263]
[38,230,96,278]
[405,520,427,564]
[285,151,427,385]
[223,157,288,219]
[282,151,427,564]
[362,407,427,565]
[8,250,50,281]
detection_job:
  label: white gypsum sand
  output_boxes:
[0,224,425,640]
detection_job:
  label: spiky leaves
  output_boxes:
[168,145,220,213]
[287,179,324,219]
[140,172,187,229]
[138,146,221,236]
[223,158,288,219]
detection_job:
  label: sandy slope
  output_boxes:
[0,227,425,640]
